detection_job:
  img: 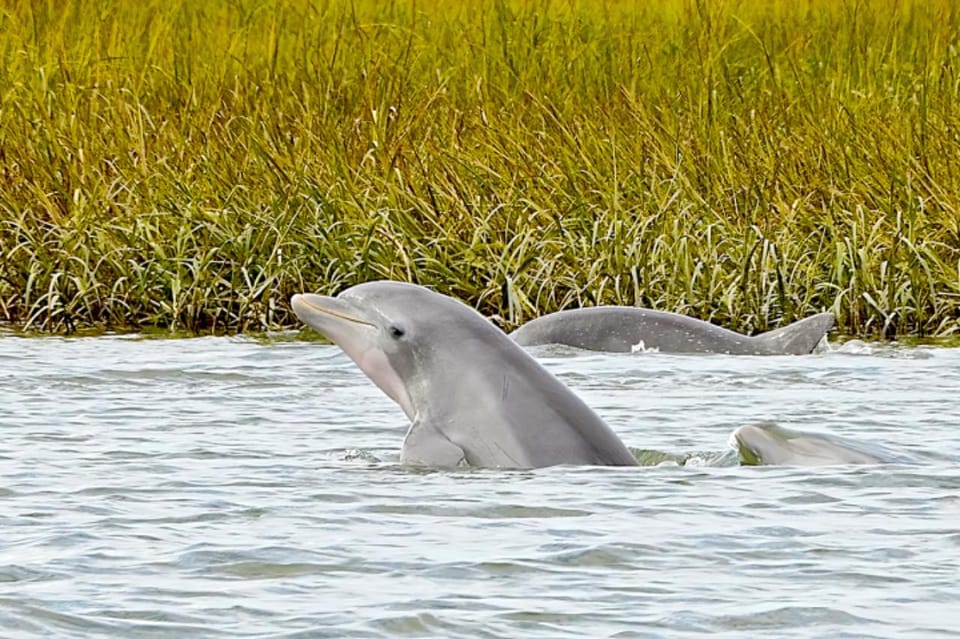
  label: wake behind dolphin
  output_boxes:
[291,282,637,469]
[511,307,834,355]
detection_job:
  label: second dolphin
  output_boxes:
[511,307,834,355]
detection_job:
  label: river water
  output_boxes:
[1,333,958,638]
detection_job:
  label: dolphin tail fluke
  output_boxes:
[751,312,835,355]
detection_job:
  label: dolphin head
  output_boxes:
[292,280,640,469]
[730,422,887,466]
[291,281,495,421]
[729,422,805,465]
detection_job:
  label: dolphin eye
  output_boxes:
[389,325,405,339]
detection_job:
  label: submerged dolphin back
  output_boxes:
[510,307,750,353]
[511,307,834,355]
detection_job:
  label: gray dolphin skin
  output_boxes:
[291,281,638,469]
[730,422,904,466]
[510,307,834,355]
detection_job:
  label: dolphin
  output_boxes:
[730,422,905,466]
[291,281,638,469]
[510,307,834,355]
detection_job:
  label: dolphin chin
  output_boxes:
[292,293,415,419]
[291,282,638,469]
[730,422,902,466]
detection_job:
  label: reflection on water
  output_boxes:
[1,334,959,638]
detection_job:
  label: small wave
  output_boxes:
[630,448,739,467]
[825,338,938,359]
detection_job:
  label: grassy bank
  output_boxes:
[1,0,959,336]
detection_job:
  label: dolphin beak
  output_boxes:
[291,293,375,334]
[291,292,416,420]
[729,425,762,466]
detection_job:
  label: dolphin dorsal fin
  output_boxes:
[751,313,835,355]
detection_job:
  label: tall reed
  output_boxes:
[1,0,958,336]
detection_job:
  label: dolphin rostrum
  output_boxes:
[511,307,834,355]
[291,281,638,469]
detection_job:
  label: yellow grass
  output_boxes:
[1,0,958,336]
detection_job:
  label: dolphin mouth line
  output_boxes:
[298,296,376,328]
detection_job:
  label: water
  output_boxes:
[1,333,959,638]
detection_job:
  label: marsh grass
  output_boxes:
[1,0,959,335]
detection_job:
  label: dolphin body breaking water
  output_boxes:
[291,281,638,469]
[730,422,907,466]
[511,307,835,355]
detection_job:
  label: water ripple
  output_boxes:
[1,335,959,637]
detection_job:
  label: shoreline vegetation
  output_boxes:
[1,0,959,337]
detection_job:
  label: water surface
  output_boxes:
[1,335,958,637]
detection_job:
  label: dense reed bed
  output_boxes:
[1,0,959,335]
